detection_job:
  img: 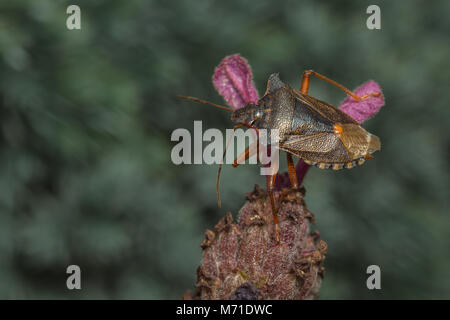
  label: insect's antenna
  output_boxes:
[177,95,234,112]
[216,127,236,208]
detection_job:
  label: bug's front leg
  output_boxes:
[228,125,281,242]
[232,141,259,168]
[217,123,259,207]
[232,128,260,168]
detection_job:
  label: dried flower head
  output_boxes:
[188,186,326,300]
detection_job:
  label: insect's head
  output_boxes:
[231,103,263,126]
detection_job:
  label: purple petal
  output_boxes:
[339,80,385,124]
[212,54,259,110]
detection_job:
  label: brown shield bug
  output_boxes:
[179,70,381,242]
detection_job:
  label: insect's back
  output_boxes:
[255,87,296,140]
[280,86,381,170]
[248,73,380,170]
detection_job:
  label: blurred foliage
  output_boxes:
[0,0,449,299]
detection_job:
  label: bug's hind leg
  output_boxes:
[279,153,303,205]
[286,153,299,189]
[300,70,381,100]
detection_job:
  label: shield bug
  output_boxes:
[179,70,382,242]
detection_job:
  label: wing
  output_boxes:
[279,132,352,164]
[292,89,358,125]
[281,89,375,169]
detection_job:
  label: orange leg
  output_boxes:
[232,141,259,167]
[232,125,260,167]
[220,122,281,242]
[234,141,280,242]
[217,122,259,207]
[277,153,301,206]
[266,171,280,242]
[300,70,381,100]
[286,153,299,189]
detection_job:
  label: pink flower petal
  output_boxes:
[212,54,259,110]
[339,80,385,124]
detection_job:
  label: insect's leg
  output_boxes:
[286,153,299,189]
[217,123,259,207]
[266,171,280,243]
[300,70,381,100]
[277,153,302,206]
[232,142,258,167]
[217,123,246,207]
[232,124,260,167]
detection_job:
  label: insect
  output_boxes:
[179,70,381,242]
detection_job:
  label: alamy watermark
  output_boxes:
[366,265,381,290]
[171,121,280,176]
[66,265,81,290]
[66,5,81,30]
[366,5,381,30]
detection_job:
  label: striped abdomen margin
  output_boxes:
[303,157,367,170]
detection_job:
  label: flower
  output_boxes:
[339,80,385,124]
[212,54,259,110]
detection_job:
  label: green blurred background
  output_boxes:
[0,0,449,299]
